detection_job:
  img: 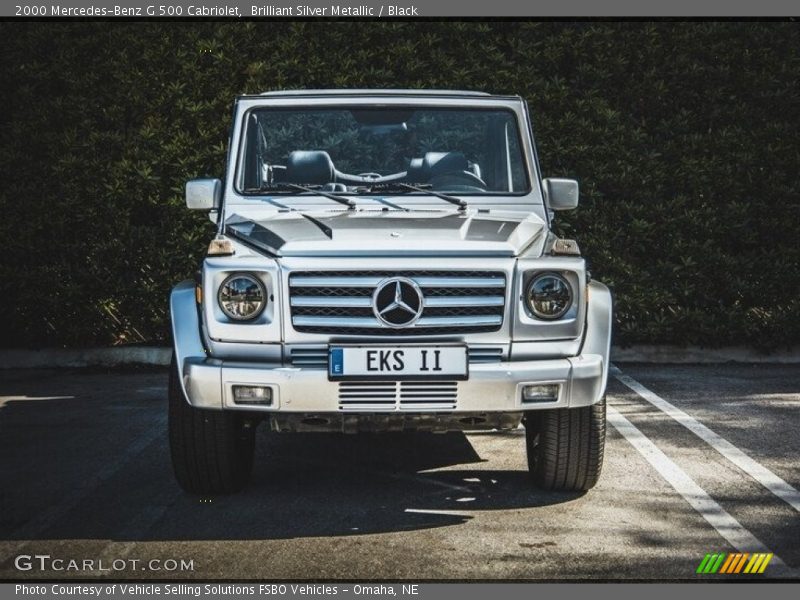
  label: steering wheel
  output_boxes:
[429,171,488,192]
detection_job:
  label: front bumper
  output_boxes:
[181,352,606,412]
[171,279,612,414]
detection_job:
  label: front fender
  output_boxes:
[170,280,222,408]
[581,280,613,399]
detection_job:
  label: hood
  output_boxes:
[224,209,546,257]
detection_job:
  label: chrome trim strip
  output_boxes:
[293,316,382,328]
[416,315,502,327]
[395,276,505,288]
[292,315,503,328]
[291,276,380,287]
[423,296,504,307]
[290,276,505,288]
[290,296,372,308]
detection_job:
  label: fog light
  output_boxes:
[522,384,560,403]
[232,385,272,405]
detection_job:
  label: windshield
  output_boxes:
[238,107,530,195]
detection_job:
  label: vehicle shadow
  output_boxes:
[0,371,583,543]
[155,430,583,540]
[125,429,582,542]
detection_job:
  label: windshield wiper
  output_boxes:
[367,182,467,212]
[248,182,356,210]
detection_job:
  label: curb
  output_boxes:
[0,345,798,369]
[609,345,800,364]
[0,347,172,369]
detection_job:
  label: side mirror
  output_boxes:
[543,178,579,211]
[185,178,222,211]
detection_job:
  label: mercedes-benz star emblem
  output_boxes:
[372,277,424,328]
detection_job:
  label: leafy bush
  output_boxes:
[0,22,797,349]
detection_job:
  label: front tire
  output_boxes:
[168,355,256,494]
[524,397,606,492]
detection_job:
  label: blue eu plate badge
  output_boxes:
[329,347,344,376]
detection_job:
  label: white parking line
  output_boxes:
[0,395,74,408]
[404,508,473,517]
[612,366,800,513]
[606,405,793,576]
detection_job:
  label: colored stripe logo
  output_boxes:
[696,552,773,574]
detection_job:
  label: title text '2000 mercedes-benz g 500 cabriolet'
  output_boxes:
[169,90,612,494]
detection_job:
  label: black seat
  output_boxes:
[284,150,336,184]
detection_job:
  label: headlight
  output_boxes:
[218,273,267,321]
[526,273,572,320]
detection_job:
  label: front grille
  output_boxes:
[338,380,458,411]
[289,270,506,336]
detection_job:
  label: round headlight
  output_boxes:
[526,273,573,320]
[218,274,267,321]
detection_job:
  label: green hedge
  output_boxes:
[1,22,798,349]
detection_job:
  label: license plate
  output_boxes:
[329,345,468,380]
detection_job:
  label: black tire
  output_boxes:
[168,355,256,494]
[524,396,606,492]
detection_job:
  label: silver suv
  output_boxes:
[169,90,612,494]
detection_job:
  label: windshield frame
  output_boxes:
[232,102,535,199]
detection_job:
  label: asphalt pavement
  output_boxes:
[0,364,798,580]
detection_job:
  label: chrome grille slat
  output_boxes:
[293,316,384,328]
[423,296,504,307]
[339,399,396,403]
[415,277,504,288]
[340,402,395,405]
[399,401,457,405]
[415,315,502,327]
[291,276,382,288]
[290,276,504,288]
[291,296,373,308]
[292,315,502,329]
[403,381,458,390]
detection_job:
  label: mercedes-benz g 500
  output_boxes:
[169,90,612,494]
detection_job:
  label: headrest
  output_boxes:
[285,151,335,184]
[423,152,469,174]
[406,152,469,182]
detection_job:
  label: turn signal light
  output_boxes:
[208,237,235,256]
